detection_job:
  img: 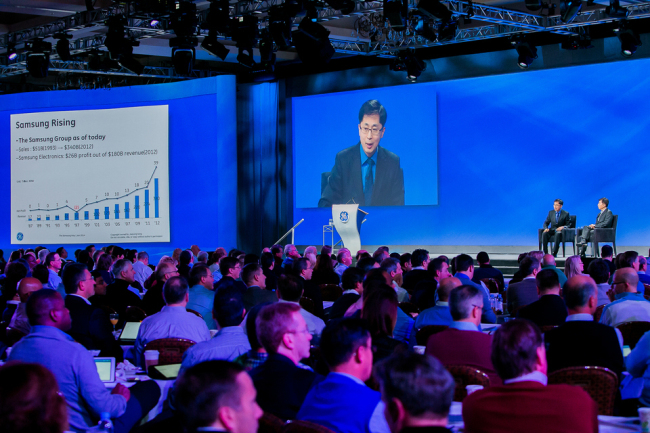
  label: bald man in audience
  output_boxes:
[415,277,460,329]
[9,277,42,334]
[600,267,650,327]
[540,254,567,288]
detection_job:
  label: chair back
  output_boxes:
[616,321,650,349]
[320,284,342,302]
[259,412,285,433]
[144,338,197,365]
[415,325,449,346]
[594,305,605,322]
[284,420,336,433]
[548,366,618,415]
[124,305,147,322]
[398,302,419,318]
[446,364,491,402]
[299,297,315,315]
[186,308,203,318]
[569,215,577,228]
[481,278,500,293]
[593,215,617,243]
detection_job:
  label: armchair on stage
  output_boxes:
[576,215,618,258]
[330,204,367,256]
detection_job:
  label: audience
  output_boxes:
[132,251,153,288]
[586,258,612,306]
[638,255,650,285]
[330,267,365,320]
[249,302,323,420]
[600,267,650,326]
[415,277,460,329]
[187,263,217,329]
[472,251,505,291]
[506,256,541,314]
[9,289,160,433]
[517,269,567,327]
[297,319,389,433]
[44,252,63,291]
[141,261,179,315]
[381,257,409,302]
[362,285,407,363]
[282,244,301,270]
[426,285,501,385]
[9,276,42,335]
[462,319,598,433]
[277,274,325,343]
[242,263,276,311]
[334,248,352,280]
[311,252,340,286]
[180,285,250,373]
[540,254,568,288]
[105,258,143,319]
[215,257,247,294]
[626,324,650,408]
[402,249,430,293]
[601,245,617,276]
[375,351,455,433]
[134,276,211,366]
[260,252,279,292]
[453,254,496,323]
[234,303,271,371]
[564,255,584,280]
[293,257,324,318]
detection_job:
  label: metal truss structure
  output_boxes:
[1,0,650,78]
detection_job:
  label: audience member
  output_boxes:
[400,253,412,273]
[586,258,611,306]
[453,254,496,323]
[506,257,541,314]
[462,319,598,433]
[312,252,340,286]
[277,274,325,343]
[508,252,529,285]
[282,244,301,270]
[177,250,193,280]
[625,325,650,408]
[141,262,178,316]
[234,303,271,371]
[133,251,153,288]
[134,276,211,366]
[540,254,568,288]
[638,256,650,285]
[260,252,279,292]
[601,245,616,277]
[564,255,584,280]
[105,259,143,319]
[181,285,250,372]
[63,263,123,361]
[357,256,380,274]
[517,269,567,327]
[215,257,247,294]
[402,249,430,293]
[242,263,276,311]
[174,360,262,433]
[32,264,50,287]
[600,267,650,327]
[187,263,217,329]
[44,252,63,291]
[426,285,501,385]
[362,285,407,363]
[298,319,389,433]
[250,302,323,420]
[334,248,352,280]
[415,277,460,329]
[410,257,449,309]
[545,275,624,379]
[330,267,365,320]
[472,252,505,291]
[293,257,324,318]
[375,352,455,433]
[271,244,285,277]
[381,257,409,302]
[209,248,227,282]
[9,277,42,335]
[9,289,160,433]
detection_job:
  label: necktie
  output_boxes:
[556,212,559,223]
[364,158,375,205]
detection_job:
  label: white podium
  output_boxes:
[332,204,368,256]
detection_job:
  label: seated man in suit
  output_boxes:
[63,263,123,361]
[577,197,614,257]
[330,267,365,320]
[187,263,217,329]
[134,276,211,367]
[318,99,404,207]
[453,254,496,324]
[600,267,650,327]
[402,249,431,294]
[376,351,455,433]
[277,274,325,344]
[381,258,409,303]
[242,263,276,311]
[426,285,501,385]
[507,257,541,314]
[472,252,505,291]
[250,302,323,420]
[105,258,143,321]
[462,319,598,433]
[414,277,460,330]
[297,319,389,433]
[214,257,247,294]
[517,269,567,327]
[293,258,324,319]
[545,275,624,380]
[542,199,571,257]
[587,259,612,307]
[9,277,42,335]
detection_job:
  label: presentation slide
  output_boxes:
[10,106,170,245]
[293,86,438,208]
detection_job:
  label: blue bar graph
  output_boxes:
[37,216,41,221]
[125,202,129,219]
[104,207,109,219]
[84,211,89,220]
[154,178,159,218]
[74,213,79,221]
[28,216,32,221]
[135,196,140,219]
[145,190,150,218]
[94,209,99,220]
[55,215,59,221]
[65,213,69,220]
[46,216,50,221]
[115,204,119,219]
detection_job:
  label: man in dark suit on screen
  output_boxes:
[542,199,571,257]
[318,100,405,207]
[577,197,614,257]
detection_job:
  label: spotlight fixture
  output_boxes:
[150,19,160,27]
[560,0,582,23]
[104,15,144,75]
[437,19,457,42]
[25,38,52,78]
[561,28,593,50]
[233,15,259,68]
[258,30,276,72]
[170,1,198,38]
[54,33,73,61]
[384,0,407,31]
[417,0,453,21]
[514,40,537,69]
[605,0,629,18]
[292,17,335,65]
[201,34,230,60]
[404,50,425,82]
[268,6,292,49]
[525,0,542,11]
[200,0,232,60]
[617,27,641,57]
[171,45,195,75]
[7,44,17,62]
[414,19,437,42]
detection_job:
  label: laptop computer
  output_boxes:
[148,363,182,380]
[118,322,142,344]
[94,357,116,383]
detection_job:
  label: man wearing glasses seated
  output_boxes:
[318,100,405,207]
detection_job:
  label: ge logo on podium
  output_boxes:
[339,211,349,223]
[16,232,24,241]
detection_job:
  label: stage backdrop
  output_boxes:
[0,76,237,259]
[292,57,650,247]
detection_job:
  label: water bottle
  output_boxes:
[88,412,113,433]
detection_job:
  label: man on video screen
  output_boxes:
[318,100,405,207]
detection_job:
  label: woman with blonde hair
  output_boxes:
[564,255,584,280]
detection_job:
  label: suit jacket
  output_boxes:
[506,278,538,314]
[473,264,505,291]
[105,279,143,319]
[214,276,248,295]
[329,292,361,320]
[543,209,570,230]
[545,320,625,379]
[426,328,501,386]
[517,295,568,327]
[402,269,432,294]
[263,268,279,292]
[318,143,404,207]
[594,208,614,228]
[65,295,124,361]
[242,286,278,311]
[462,381,598,433]
[301,278,324,319]
[250,353,323,420]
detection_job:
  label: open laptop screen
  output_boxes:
[94,357,116,382]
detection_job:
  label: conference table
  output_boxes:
[105,367,175,422]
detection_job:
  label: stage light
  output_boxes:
[171,47,195,75]
[605,0,629,18]
[54,33,73,61]
[525,0,542,11]
[233,15,259,68]
[150,19,160,27]
[559,0,582,23]
[415,19,437,42]
[7,44,17,62]
[404,50,425,82]
[201,34,230,60]
[384,0,406,31]
[417,0,453,21]
[268,5,292,49]
[514,41,537,69]
[105,15,144,75]
[617,28,641,57]
[169,1,198,38]
[258,30,276,72]
[292,18,335,65]
[437,19,457,42]
[25,38,52,78]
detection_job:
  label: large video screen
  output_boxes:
[293,85,438,208]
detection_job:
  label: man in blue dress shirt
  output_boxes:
[453,254,496,324]
[9,289,159,433]
[415,277,460,330]
[187,263,217,329]
[44,251,63,291]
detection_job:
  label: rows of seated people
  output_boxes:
[1,243,650,433]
